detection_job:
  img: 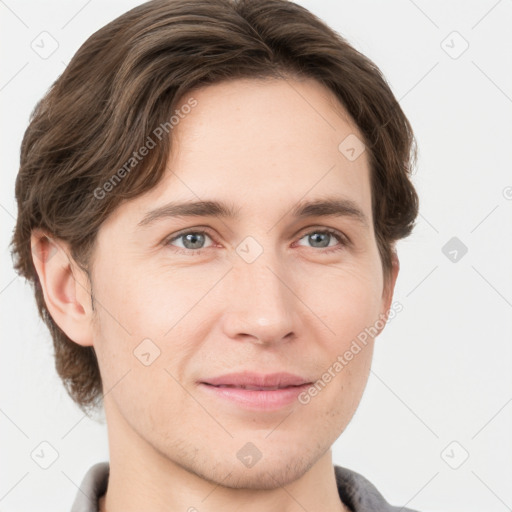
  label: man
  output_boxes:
[11,0,420,510]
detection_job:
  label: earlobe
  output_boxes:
[31,230,94,347]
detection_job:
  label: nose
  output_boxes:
[220,251,299,346]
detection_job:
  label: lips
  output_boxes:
[198,372,313,410]
[200,371,311,389]
[213,384,286,390]
[207,383,304,392]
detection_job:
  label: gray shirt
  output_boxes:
[70,462,420,512]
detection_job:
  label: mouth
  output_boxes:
[202,383,307,391]
[200,371,311,388]
[198,373,313,411]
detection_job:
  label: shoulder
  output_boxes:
[70,462,109,512]
[334,464,421,512]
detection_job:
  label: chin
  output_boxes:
[216,463,307,490]
[192,451,318,491]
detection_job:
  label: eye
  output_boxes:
[166,230,214,255]
[295,228,348,253]
[164,227,349,256]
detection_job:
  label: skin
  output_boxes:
[33,76,399,512]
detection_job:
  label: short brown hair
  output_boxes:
[11,0,419,414]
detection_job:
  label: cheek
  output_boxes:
[92,259,189,337]
[307,259,384,338]
[300,261,382,408]
[297,270,378,427]
[90,261,219,393]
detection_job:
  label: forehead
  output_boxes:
[171,76,364,169]
[106,76,372,228]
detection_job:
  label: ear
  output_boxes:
[31,229,94,347]
[378,247,400,330]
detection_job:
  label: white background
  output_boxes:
[1,1,511,511]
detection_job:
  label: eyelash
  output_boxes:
[164,227,349,256]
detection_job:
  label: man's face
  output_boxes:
[88,77,396,488]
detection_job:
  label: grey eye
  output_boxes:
[297,230,342,249]
[170,231,213,250]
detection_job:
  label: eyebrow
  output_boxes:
[137,197,369,228]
